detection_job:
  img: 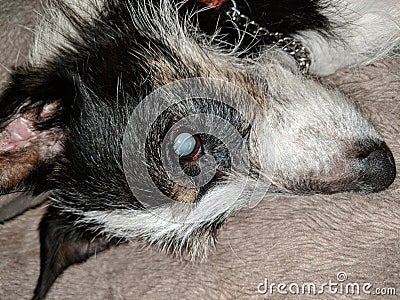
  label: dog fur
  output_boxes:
[0,0,399,299]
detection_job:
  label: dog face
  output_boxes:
[0,0,397,298]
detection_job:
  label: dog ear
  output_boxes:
[33,206,111,300]
[0,67,72,195]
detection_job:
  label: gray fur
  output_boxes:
[0,1,399,298]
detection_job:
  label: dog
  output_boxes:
[0,0,398,299]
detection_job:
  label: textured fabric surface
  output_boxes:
[0,1,41,89]
[0,2,399,299]
[0,1,45,221]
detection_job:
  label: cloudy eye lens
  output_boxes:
[173,133,198,157]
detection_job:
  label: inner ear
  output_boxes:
[0,69,67,195]
[0,100,64,192]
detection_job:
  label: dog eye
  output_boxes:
[173,132,202,159]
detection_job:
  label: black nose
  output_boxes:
[358,142,396,192]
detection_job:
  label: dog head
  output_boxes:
[0,0,396,298]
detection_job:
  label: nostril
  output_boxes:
[358,142,396,192]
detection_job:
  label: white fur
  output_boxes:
[257,59,380,179]
[71,60,381,260]
[31,0,394,260]
[71,178,274,260]
[295,0,400,75]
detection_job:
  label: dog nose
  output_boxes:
[358,142,396,192]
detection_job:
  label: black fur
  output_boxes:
[181,0,330,52]
[33,206,112,300]
[0,1,395,299]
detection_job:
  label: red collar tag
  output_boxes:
[197,0,227,10]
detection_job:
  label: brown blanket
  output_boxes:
[0,2,399,299]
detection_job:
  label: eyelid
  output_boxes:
[169,125,194,140]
